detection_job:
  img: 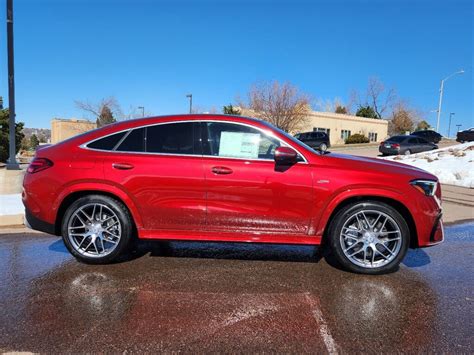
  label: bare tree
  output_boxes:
[388,100,424,135]
[365,77,397,118]
[75,97,123,121]
[239,81,312,133]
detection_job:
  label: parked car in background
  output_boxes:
[23,114,443,274]
[411,130,442,143]
[456,128,474,143]
[294,131,330,151]
[379,135,438,156]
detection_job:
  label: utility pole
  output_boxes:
[138,106,145,117]
[6,0,20,169]
[186,94,192,114]
[436,70,464,133]
[448,112,455,138]
[456,124,462,133]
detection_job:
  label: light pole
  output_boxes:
[436,69,464,133]
[6,0,20,169]
[138,106,145,117]
[447,112,455,138]
[186,94,192,114]
[456,124,462,134]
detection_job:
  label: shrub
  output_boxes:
[345,133,370,144]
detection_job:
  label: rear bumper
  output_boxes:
[25,207,56,235]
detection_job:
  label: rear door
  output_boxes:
[201,121,314,235]
[102,122,206,231]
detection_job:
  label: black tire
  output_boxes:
[319,142,328,152]
[404,149,411,155]
[327,201,410,275]
[61,195,134,264]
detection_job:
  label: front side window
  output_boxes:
[203,122,281,160]
[146,122,196,155]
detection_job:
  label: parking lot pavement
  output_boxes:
[0,222,473,353]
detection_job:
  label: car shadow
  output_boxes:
[48,239,69,254]
[122,240,325,264]
[402,248,431,268]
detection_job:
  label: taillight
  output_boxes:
[391,143,400,149]
[27,157,53,174]
[380,141,384,145]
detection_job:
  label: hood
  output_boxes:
[321,152,437,180]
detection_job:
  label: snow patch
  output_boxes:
[0,193,24,216]
[381,142,474,188]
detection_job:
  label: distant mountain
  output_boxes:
[23,127,51,143]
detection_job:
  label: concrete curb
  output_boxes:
[0,214,24,227]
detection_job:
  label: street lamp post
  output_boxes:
[436,69,464,133]
[456,124,462,134]
[6,0,20,170]
[186,94,192,114]
[448,112,455,138]
[138,106,145,117]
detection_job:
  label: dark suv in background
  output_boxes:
[294,131,330,151]
[411,130,442,143]
[456,128,474,142]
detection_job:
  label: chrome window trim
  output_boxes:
[80,119,309,164]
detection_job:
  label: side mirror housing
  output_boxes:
[274,146,298,165]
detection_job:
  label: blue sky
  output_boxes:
[0,0,472,135]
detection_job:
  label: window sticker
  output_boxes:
[219,131,260,158]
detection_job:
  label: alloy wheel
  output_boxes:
[339,210,402,269]
[67,203,122,258]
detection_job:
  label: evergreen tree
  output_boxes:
[0,108,25,162]
[96,105,116,127]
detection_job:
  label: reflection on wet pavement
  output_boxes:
[0,223,473,352]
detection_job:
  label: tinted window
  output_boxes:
[408,138,417,144]
[146,122,195,155]
[387,136,406,143]
[203,122,280,160]
[87,131,127,151]
[116,128,145,152]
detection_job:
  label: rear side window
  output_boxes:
[146,122,196,155]
[116,128,145,152]
[408,138,417,144]
[87,131,127,151]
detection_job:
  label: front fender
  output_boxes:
[313,186,411,237]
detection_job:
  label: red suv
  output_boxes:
[23,115,444,274]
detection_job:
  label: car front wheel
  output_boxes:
[328,201,409,274]
[61,195,133,264]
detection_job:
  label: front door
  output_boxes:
[201,121,314,235]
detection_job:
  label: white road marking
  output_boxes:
[304,293,339,354]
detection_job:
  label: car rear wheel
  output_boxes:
[319,143,328,152]
[61,195,133,264]
[404,149,411,155]
[328,201,409,274]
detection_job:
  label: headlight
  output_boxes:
[410,179,437,196]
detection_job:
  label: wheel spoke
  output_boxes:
[68,203,122,258]
[340,209,402,269]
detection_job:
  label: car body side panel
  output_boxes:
[203,158,314,234]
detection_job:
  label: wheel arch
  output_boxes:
[54,188,142,236]
[321,195,419,249]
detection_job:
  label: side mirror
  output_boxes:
[274,146,298,165]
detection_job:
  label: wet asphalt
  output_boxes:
[0,223,473,353]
